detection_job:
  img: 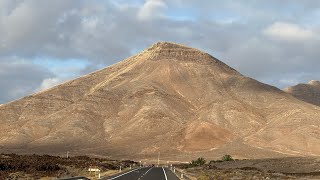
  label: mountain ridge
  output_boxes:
[284,80,320,106]
[1,42,320,161]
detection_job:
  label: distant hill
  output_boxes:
[284,80,320,106]
[1,42,320,161]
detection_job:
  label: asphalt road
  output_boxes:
[104,167,179,180]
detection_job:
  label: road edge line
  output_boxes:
[144,167,153,175]
[108,167,142,180]
[162,167,168,180]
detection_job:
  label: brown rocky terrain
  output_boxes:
[0,153,135,179]
[0,42,320,161]
[284,80,320,106]
[179,157,320,179]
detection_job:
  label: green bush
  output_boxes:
[222,155,233,161]
[189,157,206,167]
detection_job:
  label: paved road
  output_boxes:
[104,167,179,180]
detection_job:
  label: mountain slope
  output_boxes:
[284,80,320,106]
[1,42,320,161]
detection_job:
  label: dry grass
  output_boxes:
[0,153,136,179]
[179,157,320,179]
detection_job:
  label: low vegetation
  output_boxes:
[222,154,233,161]
[189,157,206,167]
[177,157,320,179]
[0,153,136,179]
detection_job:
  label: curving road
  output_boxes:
[104,167,179,180]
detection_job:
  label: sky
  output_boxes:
[0,0,320,104]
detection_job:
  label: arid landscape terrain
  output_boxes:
[0,153,135,179]
[284,80,320,106]
[0,42,320,162]
[1,1,320,179]
[1,154,319,179]
[179,157,320,179]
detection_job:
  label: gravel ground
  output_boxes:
[180,157,320,179]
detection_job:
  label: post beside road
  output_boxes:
[171,168,193,180]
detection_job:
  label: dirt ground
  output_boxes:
[179,157,320,179]
[0,153,136,179]
[2,154,319,179]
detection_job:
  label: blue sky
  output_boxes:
[0,0,320,103]
[32,58,89,78]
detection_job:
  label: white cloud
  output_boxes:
[81,17,99,30]
[0,59,54,103]
[38,78,63,91]
[263,22,315,42]
[138,0,167,20]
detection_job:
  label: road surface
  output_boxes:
[104,167,179,180]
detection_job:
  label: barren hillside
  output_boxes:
[284,80,320,106]
[1,42,320,161]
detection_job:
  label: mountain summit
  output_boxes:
[1,42,320,161]
[142,42,214,61]
[308,80,320,86]
[284,80,320,106]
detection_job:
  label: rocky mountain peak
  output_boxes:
[308,80,320,86]
[140,41,212,62]
[147,42,193,51]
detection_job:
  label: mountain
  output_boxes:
[1,42,320,161]
[284,80,320,106]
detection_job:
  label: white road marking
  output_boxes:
[138,167,153,179]
[162,167,168,180]
[108,168,142,180]
[144,167,153,175]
